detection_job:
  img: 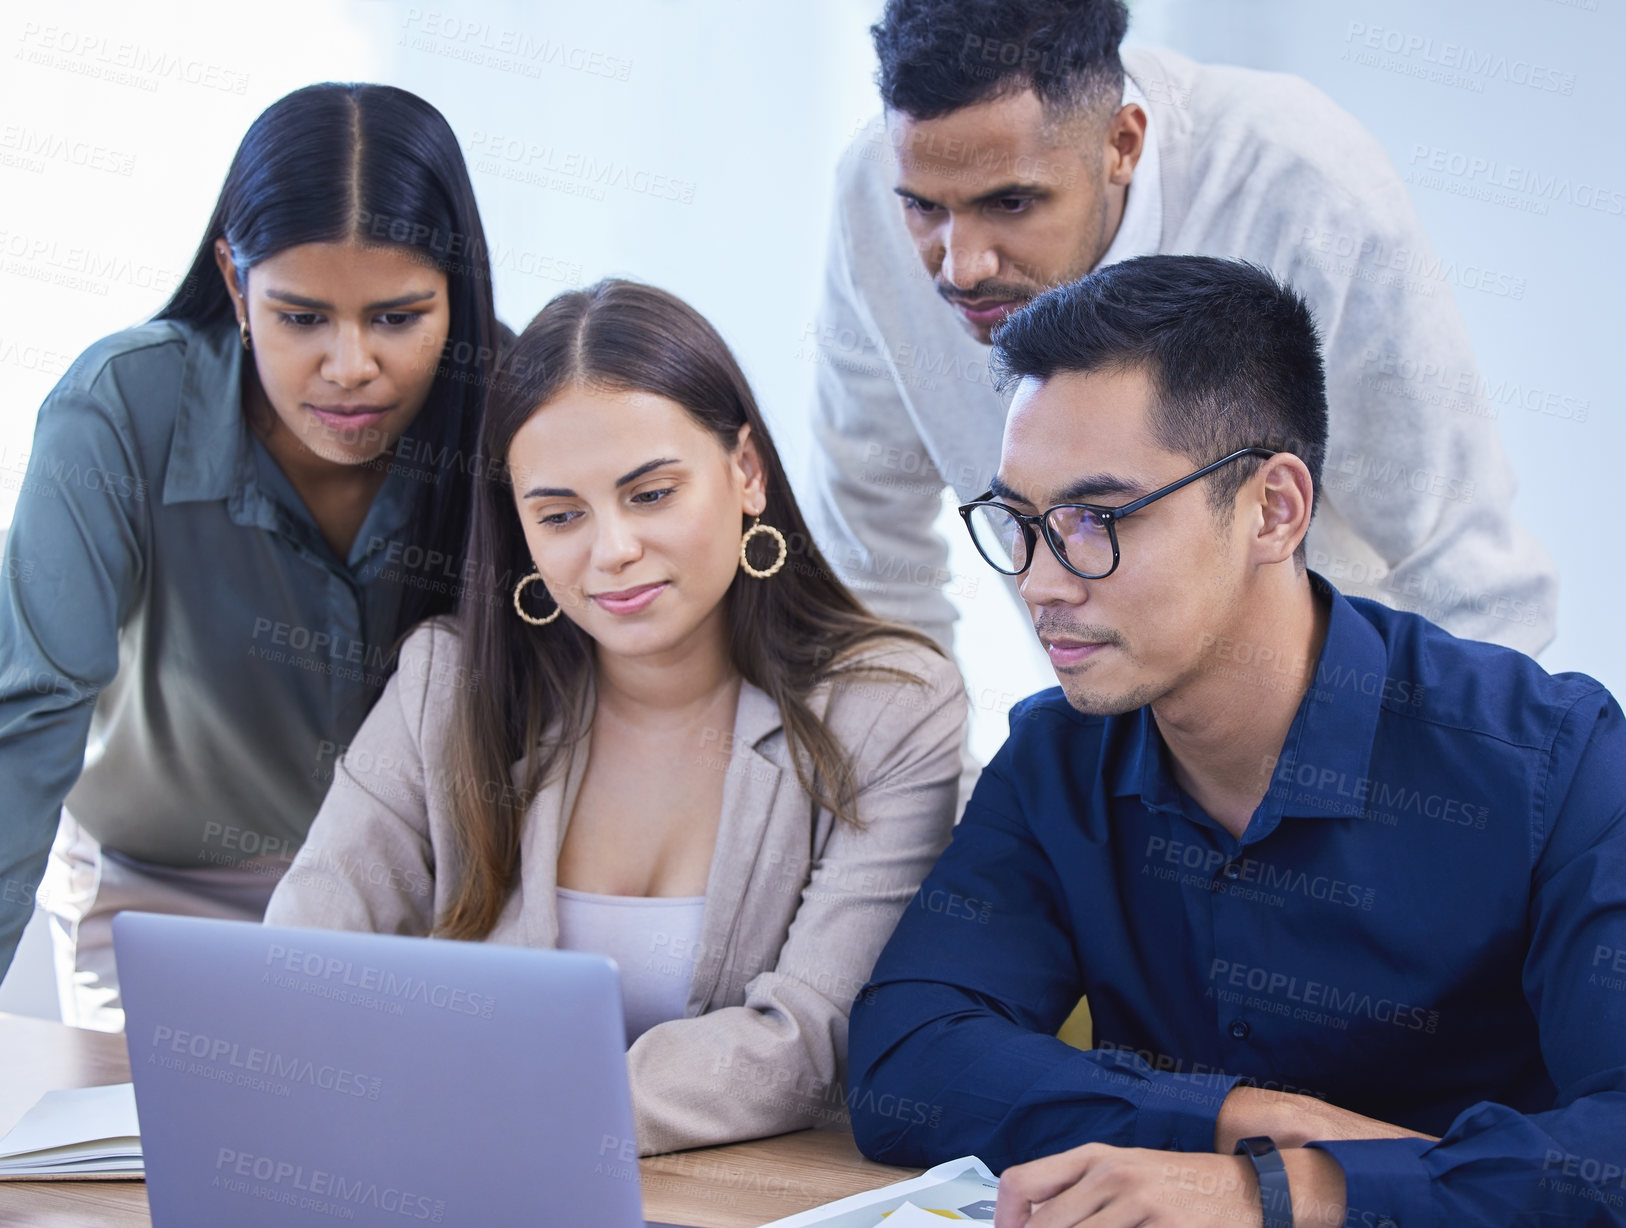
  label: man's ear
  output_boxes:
[1104,102,1147,187]
[1251,453,1315,564]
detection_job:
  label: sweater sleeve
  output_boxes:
[800,147,962,655]
[1272,137,1558,654]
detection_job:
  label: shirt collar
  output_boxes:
[1092,74,1163,271]
[162,319,247,506]
[1264,574,1389,820]
[1108,576,1388,826]
[1111,706,1183,816]
[233,436,418,571]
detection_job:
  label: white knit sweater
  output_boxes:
[804,45,1557,656]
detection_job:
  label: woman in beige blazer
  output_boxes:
[264,280,967,1155]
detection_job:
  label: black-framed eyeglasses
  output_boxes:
[958,448,1278,581]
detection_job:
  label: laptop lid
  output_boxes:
[115,912,678,1227]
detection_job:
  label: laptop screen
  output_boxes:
[116,913,660,1227]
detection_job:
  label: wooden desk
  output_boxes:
[0,1013,919,1227]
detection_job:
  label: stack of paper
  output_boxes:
[0,1083,143,1181]
[761,1156,998,1226]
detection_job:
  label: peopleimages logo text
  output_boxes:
[263,944,495,1019]
[148,1025,382,1098]
[215,1148,446,1221]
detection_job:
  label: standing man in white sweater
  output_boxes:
[806,0,1556,659]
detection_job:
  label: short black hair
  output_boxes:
[991,255,1328,524]
[872,0,1129,121]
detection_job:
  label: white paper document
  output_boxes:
[0,1082,143,1179]
[760,1155,999,1226]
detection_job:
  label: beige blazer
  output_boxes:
[264,621,967,1154]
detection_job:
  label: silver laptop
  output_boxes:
[114,912,691,1227]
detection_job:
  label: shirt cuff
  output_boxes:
[1308,1137,1435,1228]
[1131,1069,1244,1152]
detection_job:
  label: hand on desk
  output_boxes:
[992,1144,1294,1227]
[992,1087,1439,1226]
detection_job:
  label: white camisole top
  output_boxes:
[554,886,707,1045]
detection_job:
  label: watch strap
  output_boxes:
[1234,1135,1293,1228]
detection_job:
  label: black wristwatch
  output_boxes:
[1234,1135,1293,1228]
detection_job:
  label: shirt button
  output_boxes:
[1223,863,1242,880]
[1229,1019,1250,1040]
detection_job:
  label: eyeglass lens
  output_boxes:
[965,504,1114,577]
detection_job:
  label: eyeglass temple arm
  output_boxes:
[1110,448,1279,518]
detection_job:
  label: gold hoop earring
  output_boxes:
[739,516,787,579]
[238,317,252,352]
[512,570,562,625]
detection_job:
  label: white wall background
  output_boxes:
[2,0,1620,1014]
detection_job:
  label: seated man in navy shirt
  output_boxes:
[848,255,1626,1227]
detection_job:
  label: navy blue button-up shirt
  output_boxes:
[850,579,1626,1226]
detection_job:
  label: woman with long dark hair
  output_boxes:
[0,83,496,1030]
[267,280,967,1153]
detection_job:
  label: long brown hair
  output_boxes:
[438,279,943,940]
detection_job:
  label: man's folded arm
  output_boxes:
[1312,689,1626,1228]
[847,763,1242,1171]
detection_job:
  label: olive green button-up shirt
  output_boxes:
[0,318,424,974]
